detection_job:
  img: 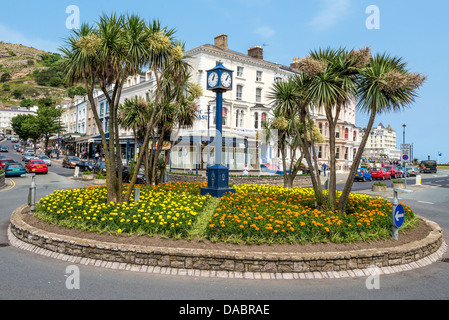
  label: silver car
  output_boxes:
[36,154,52,166]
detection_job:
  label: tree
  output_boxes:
[267,74,325,200]
[35,105,64,156]
[61,13,184,204]
[337,53,426,212]
[11,114,41,152]
[297,47,367,210]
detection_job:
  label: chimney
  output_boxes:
[290,57,301,70]
[248,46,263,60]
[214,33,228,50]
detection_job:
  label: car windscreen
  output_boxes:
[7,164,22,168]
[370,168,381,171]
[32,161,46,164]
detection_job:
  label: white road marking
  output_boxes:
[418,201,434,205]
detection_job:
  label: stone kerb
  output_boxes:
[8,204,446,279]
[0,172,5,188]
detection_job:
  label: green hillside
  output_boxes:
[0,42,70,108]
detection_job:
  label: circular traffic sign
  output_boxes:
[393,204,405,228]
[402,154,409,161]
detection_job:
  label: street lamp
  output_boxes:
[402,124,406,145]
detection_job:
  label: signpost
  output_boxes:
[21,173,36,214]
[391,188,413,240]
[401,144,411,188]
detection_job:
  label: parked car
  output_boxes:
[4,162,26,176]
[405,166,417,177]
[355,168,372,182]
[0,145,8,152]
[93,161,106,173]
[419,160,437,174]
[36,154,52,166]
[122,167,146,184]
[369,167,391,180]
[62,156,81,169]
[0,158,16,170]
[384,165,402,179]
[75,160,95,172]
[25,159,48,174]
[22,151,35,163]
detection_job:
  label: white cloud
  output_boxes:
[0,24,59,53]
[309,0,351,31]
[254,26,276,38]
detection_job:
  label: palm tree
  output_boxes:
[61,13,152,203]
[338,53,426,212]
[298,47,362,210]
[123,23,190,201]
[267,75,325,194]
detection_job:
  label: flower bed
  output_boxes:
[37,183,211,237]
[36,182,417,244]
[207,184,416,243]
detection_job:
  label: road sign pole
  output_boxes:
[392,190,399,240]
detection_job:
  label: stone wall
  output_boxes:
[9,204,445,278]
[168,173,313,188]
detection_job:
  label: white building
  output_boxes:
[362,123,400,160]
[172,33,297,172]
[0,106,36,135]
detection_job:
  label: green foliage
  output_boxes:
[32,53,66,87]
[0,72,11,83]
[67,86,86,98]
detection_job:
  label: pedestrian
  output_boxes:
[243,163,250,176]
[322,163,327,176]
[95,152,99,163]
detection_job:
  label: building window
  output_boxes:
[353,131,357,141]
[336,147,340,160]
[336,126,340,139]
[344,128,349,140]
[240,111,244,127]
[318,146,323,159]
[213,107,228,126]
[254,112,259,129]
[256,88,262,103]
[236,85,243,100]
[261,112,267,123]
[256,71,263,82]
[319,123,323,135]
[100,102,104,116]
[237,66,244,77]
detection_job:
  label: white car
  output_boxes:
[36,154,52,166]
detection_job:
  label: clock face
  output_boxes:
[221,72,232,88]
[208,72,218,87]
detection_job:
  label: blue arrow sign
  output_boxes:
[393,204,405,228]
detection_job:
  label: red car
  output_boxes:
[369,167,391,180]
[0,158,15,170]
[383,166,402,179]
[25,159,48,174]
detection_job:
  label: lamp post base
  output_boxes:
[200,164,236,198]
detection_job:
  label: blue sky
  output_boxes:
[0,0,447,163]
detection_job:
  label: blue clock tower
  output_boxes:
[201,62,236,198]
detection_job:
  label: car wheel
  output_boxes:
[362,176,366,182]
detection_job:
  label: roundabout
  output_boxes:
[7,182,447,280]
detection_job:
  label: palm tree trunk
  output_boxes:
[327,115,337,210]
[338,111,376,212]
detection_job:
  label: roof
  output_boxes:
[188,43,299,74]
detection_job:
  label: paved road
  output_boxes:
[1,139,448,301]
